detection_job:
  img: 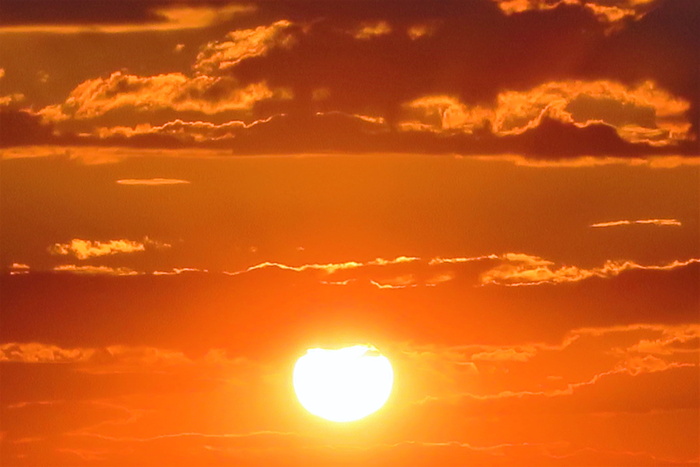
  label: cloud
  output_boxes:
[590,218,682,227]
[491,0,649,23]
[9,263,30,275]
[52,265,141,276]
[49,238,169,260]
[428,255,500,265]
[623,324,700,355]
[115,178,191,186]
[14,248,699,290]
[0,342,249,369]
[407,322,699,409]
[0,342,95,363]
[91,112,686,156]
[39,72,289,122]
[402,80,692,146]
[479,255,700,286]
[472,154,700,168]
[224,256,421,277]
[2,0,699,158]
[194,20,298,74]
[151,268,207,276]
[219,253,700,290]
[95,115,283,143]
[3,52,697,156]
[406,24,435,40]
[0,145,240,163]
[0,3,255,34]
[470,347,538,362]
[351,21,392,39]
[455,364,696,403]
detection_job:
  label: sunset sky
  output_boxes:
[1,0,699,465]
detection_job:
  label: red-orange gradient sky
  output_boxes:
[1,1,699,466]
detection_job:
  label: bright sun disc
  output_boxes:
[293,344,393,422]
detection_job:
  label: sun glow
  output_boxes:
[293,345,394,422]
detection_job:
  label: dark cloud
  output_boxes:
[0,0,164,26]
[0,109,56,146]
[228,0,699,148]
[177,113,689,156]
[3,106,697,155]
[3,0,697,155]
[580,0,700,143]
[0,0,252,28]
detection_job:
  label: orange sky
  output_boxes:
[1,1,699,466]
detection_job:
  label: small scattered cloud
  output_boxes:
[116,178,191,186]
[590,218,682,228]
[49,238,169,260]
[370,275,419,289]
[352,21,392,40]
[173,43,185,53]
[0,92,25,107]
[9,262,30,275]
[36,70,49,84]
[406,24,435,40]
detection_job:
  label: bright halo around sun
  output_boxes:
[293,344,394,422]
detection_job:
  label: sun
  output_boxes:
[293,344,394,422]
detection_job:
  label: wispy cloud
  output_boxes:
[52,265,141,276]
[116,178,191,186]
[479,255,699,287]
[0,342,248,367]
[591,218,682,228]
[224,253,699,289]
[223,256,421,276]
[152,268,207,276]
[194,20,297,73]
[471,155,700,168]
[98,115,282,143]
[408,323,699,407]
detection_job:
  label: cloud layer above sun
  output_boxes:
[1,0,698,157]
